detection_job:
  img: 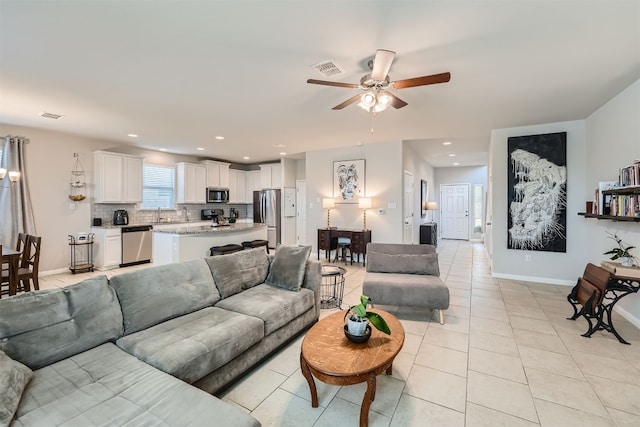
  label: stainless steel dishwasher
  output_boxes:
[120,225,153,267]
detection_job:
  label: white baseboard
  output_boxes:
[492,272,575,287]
[613,305,640,330]
[40,267,70,276]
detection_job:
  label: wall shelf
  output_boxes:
[578,212,640,222]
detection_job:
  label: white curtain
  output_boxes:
[0,135,36,247]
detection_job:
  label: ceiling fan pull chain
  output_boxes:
[370,112,375,133]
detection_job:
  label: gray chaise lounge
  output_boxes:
[362,243,450,324]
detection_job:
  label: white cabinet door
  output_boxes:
[123,156,143,202]
[94,151,143,203]
[247,170,260,201]
[177,162,206,204]
[219,163,230,188]
[91,227,121,270]
[228,169,238,203]
[203,160,231,188]
[236,170,247,203]
[260,164,282,189]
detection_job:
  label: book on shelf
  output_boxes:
[619,162,640,187]
[596,181,617,215]
[601,260,640,279]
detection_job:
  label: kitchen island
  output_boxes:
[152,222,267,265]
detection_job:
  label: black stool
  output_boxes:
[209,244,244,256]
[241,239,270,254]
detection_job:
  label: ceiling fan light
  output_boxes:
[377,91,392,106]
[360,92,376,108]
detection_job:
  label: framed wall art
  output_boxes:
[333,159,365,204]
[507,132,567,252]
[420,179,428,218]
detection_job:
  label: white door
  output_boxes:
[296,180,307,245]
[441,184,470,240]
[403,171,414,244]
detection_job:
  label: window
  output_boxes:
[141,164,175,209]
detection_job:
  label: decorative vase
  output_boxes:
[347,316,369,336]
[620,257,633,267]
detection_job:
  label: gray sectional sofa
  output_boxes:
[0,245,321,426]
[363,243,449,324]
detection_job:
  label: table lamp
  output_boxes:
[426,201,438,222]
[358,197,372,230]
[322,198,335,229]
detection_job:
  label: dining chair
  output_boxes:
[0,235,42,293]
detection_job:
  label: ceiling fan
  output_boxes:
[307,49,451,112]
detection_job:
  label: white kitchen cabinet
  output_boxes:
[246,170,261,201]
[91,227,122,270]
[259,164,282,189]
[228,169,248,203]
[202,160,231,188]
[177,162,206,204]
[93,151,143,203]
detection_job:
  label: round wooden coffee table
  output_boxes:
[300,308,404,427]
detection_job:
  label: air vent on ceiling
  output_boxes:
[311,60,344,77]
[40,112,63,120]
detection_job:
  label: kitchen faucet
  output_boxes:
[183,206,190,222]
[156,207,162,223]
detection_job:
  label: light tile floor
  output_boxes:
[37,240,640,426]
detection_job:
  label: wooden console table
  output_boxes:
[317,228,372,266]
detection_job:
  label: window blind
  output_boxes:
[141,164,175,209]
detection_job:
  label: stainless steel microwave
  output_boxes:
[206,187,229,203]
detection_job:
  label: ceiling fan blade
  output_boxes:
[392,72,451,89]
[389,94,408,109]
[332,95,361,110]
[307,79,359,89]
[370,49,395,81]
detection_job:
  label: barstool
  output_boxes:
[241,239,270,254]
[209,244,244,256]
[333,236,352,265]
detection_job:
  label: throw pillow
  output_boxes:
[205,248,270,298]
[0,350,33,425]
[367,252,440,276]
[265,245,312,291]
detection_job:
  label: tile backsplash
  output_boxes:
[92,203,253,226]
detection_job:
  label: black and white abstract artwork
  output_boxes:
[333,159,365,203]
[507,132,567,252]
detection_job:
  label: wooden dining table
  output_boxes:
[1,246,21,296]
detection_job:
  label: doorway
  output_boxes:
[403,171,414,244]
[440,183,470,240]
[296,180,306,245]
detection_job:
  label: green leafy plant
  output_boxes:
[603,231,636,260]
[348,294,391,335]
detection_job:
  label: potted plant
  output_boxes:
[604,231,637,267]
[344,295,391,339]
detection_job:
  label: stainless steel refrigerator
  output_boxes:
[253,189,281,249]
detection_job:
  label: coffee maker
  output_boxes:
[113,209,129,225]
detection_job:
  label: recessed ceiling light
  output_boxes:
[443,141,452,146]
[215,136,224,140]
[279,152,287,156]
[197,147,205,151]
[243,156,250,160]
[449,153,456,157]
[273,144,286,148]
[453,162,460,166]
[128,133,138,138]
[159,148,167,152]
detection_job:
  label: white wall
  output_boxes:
[402,142,436,243]
[490,120,588,285]
[305,141,404,255]
[585,79,640,325]
[0,124,125,272]
[435,166,488,240]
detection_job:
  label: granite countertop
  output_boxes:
[153,223,266,235]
